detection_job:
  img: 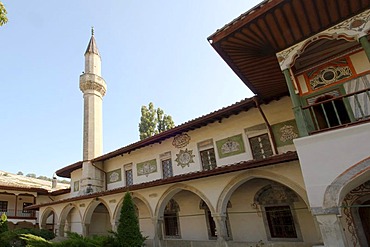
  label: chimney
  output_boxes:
[51,173,57,189]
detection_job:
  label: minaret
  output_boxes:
[79,28,107,194]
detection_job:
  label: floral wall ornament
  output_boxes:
[172,133,191,148]
[175,148,195,168]
[137,159,157,176]
[216,134,245,159]
[272,120,299,147]
[107,169,122,184]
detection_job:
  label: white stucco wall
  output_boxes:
[294,122,370,208]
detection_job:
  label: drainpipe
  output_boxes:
[253,97,278,155]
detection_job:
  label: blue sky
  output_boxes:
[0,1,259,178]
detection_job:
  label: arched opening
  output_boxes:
[341,180,370,247]
[156,187,215,243]
[86,202,111,236]
[114,195,153,239]
[40,208,57,233]
[59,205,82,237]
[221,177,320,244]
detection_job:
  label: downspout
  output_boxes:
[253,97,278,155]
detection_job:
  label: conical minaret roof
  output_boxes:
[85,27,100,56]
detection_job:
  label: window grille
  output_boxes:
[249,133,273,159]
[0,201,7,212]
[164,199,180,238]
[125,169,133,186]
[265,206,297,238]
[162,159,173,179]
[200,148,216,171]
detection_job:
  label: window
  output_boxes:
[198,139,216,171]
[124,164,133,186]
[311,94,350,130]
[255,184,301,241]
[200,148,216,171]
[249,133,273,159]
[265,206,297,238]
[160,152,173,179]
[164,199,180,238]
[0,201,7,212]
[125,169,133,186]
[162,159,173,179]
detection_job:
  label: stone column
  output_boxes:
[282,69,309,136]
[152,216,163,247]
[213,214,228,247]
[82,223,89,237]
[359,35,370,62]
[315,213,347,247]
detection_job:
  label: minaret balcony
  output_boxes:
[79,73,107,97]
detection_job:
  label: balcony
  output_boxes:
[302,81,370,134]
[0,209,36,219]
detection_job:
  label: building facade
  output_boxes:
[29,1,370,246]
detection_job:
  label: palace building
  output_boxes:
[26,1,370,246]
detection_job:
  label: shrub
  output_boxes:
[53,232,115,247]
[0,228,54,247]
[114,192,146,247]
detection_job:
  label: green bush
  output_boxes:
[53,232,115,247]
[19,233,52,247]
[0,228,54,247]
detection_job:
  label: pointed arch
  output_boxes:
[217,169,308,214]
[323,156,370,209]
[58,203,82,236]
[154,183,215,217]
[83,198,111,224]
[112,192,153,222]
[40,207,58,231]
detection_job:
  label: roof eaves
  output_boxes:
[28,151,298,210]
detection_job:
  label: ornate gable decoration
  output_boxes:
[172,133,190,148]
[175,149,195,168]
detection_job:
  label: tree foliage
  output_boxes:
[0,2,7,26]
[114,192,146,247]
[0,213,8,234]
[139,102,174,140]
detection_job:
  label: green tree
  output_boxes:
[16,171,23,176]
[139,102,174,140]
[26,173,37,178]
[0,2,7,26]
[0,213,8,234]
[114,192,145,247]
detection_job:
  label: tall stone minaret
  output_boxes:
[79,28,107,194]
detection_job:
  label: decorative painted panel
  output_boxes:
[216,134,245,159]
[272,120,299,147]
[172,133,190,148]
[107,169,122,184]
[137,159,157,176]
[175,149,195,168]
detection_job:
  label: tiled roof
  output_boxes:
[56,96,265,177]
[30,151,298,209]
[0,170,69,193]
